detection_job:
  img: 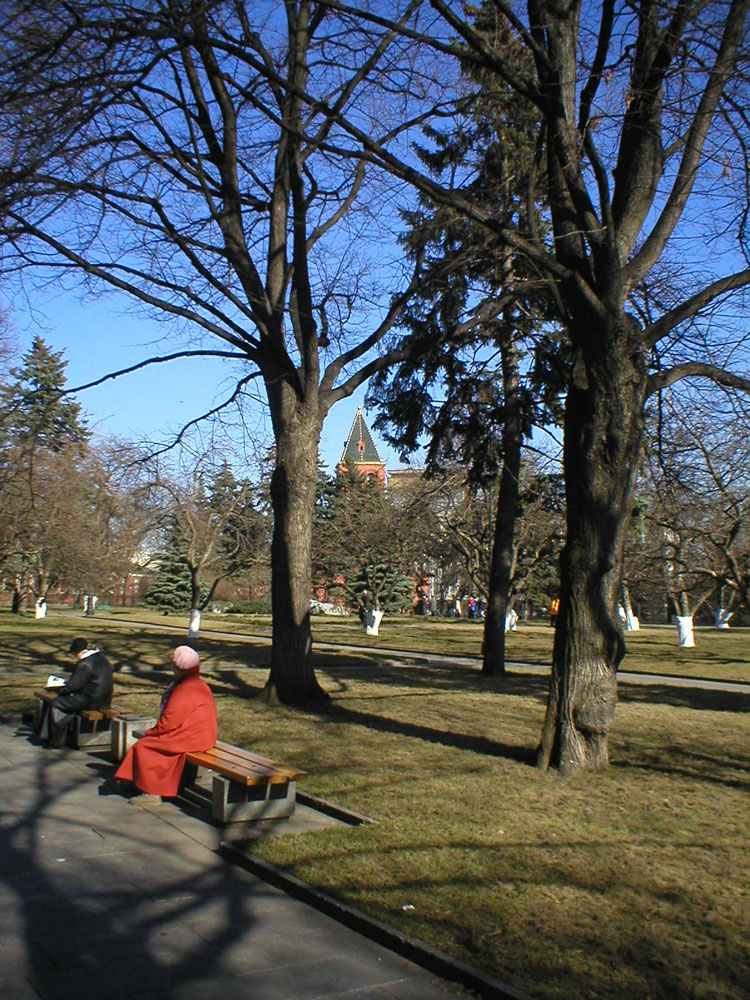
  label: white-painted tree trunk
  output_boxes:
[675,615,695,647]
[504,608,518,632]
[35,599,47,619]
[619,584,640,631]
[188,607,201,638]
[365,610,384,636]
[713,608,733,629]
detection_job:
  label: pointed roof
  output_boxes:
[340,407,384,467]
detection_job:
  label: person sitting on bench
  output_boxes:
[115,645,217,801]
[36,637,113,747]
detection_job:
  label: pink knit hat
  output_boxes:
[172,645,200,672]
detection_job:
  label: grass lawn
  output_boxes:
[0,609,748,1000]
[55,604,750,683]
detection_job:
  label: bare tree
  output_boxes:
[70,440,161,609]
[632,391,750,634]
[0,1,433,702]
[418,460,563,619]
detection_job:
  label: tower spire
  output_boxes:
[337,406,386,484]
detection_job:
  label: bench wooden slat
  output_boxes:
[192,750,278,778]
[186,754,279,787]
[211,741,306,779]
[186,745,307,787]
[186,750,303,785]
[213,740,284,769]
[213,748,305,782]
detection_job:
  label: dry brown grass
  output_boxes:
[38,604,750,682]
[1,610,748,1000]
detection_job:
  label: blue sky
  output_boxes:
[10,286,404,475]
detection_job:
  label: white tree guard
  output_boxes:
[188,607,202,637]
[365,610,384,636]
[675,615,695,647]
[713,608,733,629]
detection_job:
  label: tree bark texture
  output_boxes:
[537,319,647,772]
[482,334,522,675]
[264,387,327,704]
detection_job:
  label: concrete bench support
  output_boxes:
[70,712,115,748]
[211,775,298,824]
[111,715,158,762]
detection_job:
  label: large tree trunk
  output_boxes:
[483,334,522,675]
[263,393,327,705]
[537,320,647,773]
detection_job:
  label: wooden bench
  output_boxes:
[34,689,134,748]
[185,740,307,825]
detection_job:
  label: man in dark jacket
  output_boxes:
[36,637,114,747]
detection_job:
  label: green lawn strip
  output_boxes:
[1,618,747,1000]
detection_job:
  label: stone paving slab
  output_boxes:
[0,722,464,1000]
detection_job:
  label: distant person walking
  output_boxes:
[35,637,113,747]
[550,597,560,627]
[358,588,375,630]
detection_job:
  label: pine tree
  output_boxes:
[145,519,193,613]
[4,336,89,451]
[1,336,91,610]
[368,11,563,673]
[314,467,418,613]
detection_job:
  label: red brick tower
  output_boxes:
[337,407,386,486]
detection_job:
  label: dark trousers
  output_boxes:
[36,693,97,747]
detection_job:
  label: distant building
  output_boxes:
[337,406,386,485]
[386,467,424,494]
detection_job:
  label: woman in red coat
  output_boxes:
[116,645,217,799]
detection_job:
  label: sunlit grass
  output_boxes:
[48,604,750,682]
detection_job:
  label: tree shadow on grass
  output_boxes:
[0,627,183,676]
[611,744,750,790]
[308,699,539,767]
[313,652,550,697]
[618,683,750,713]
[203,656,543,768]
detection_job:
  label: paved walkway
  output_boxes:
[0,723,465,1000]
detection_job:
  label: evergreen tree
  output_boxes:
[369,10,563,672]
[314,467,420,613]
[1,336,91,609]
[210,461,268,581]
[145,519,193,613]
[4,336,89,451]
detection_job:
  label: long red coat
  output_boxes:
[116,673,217,797]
